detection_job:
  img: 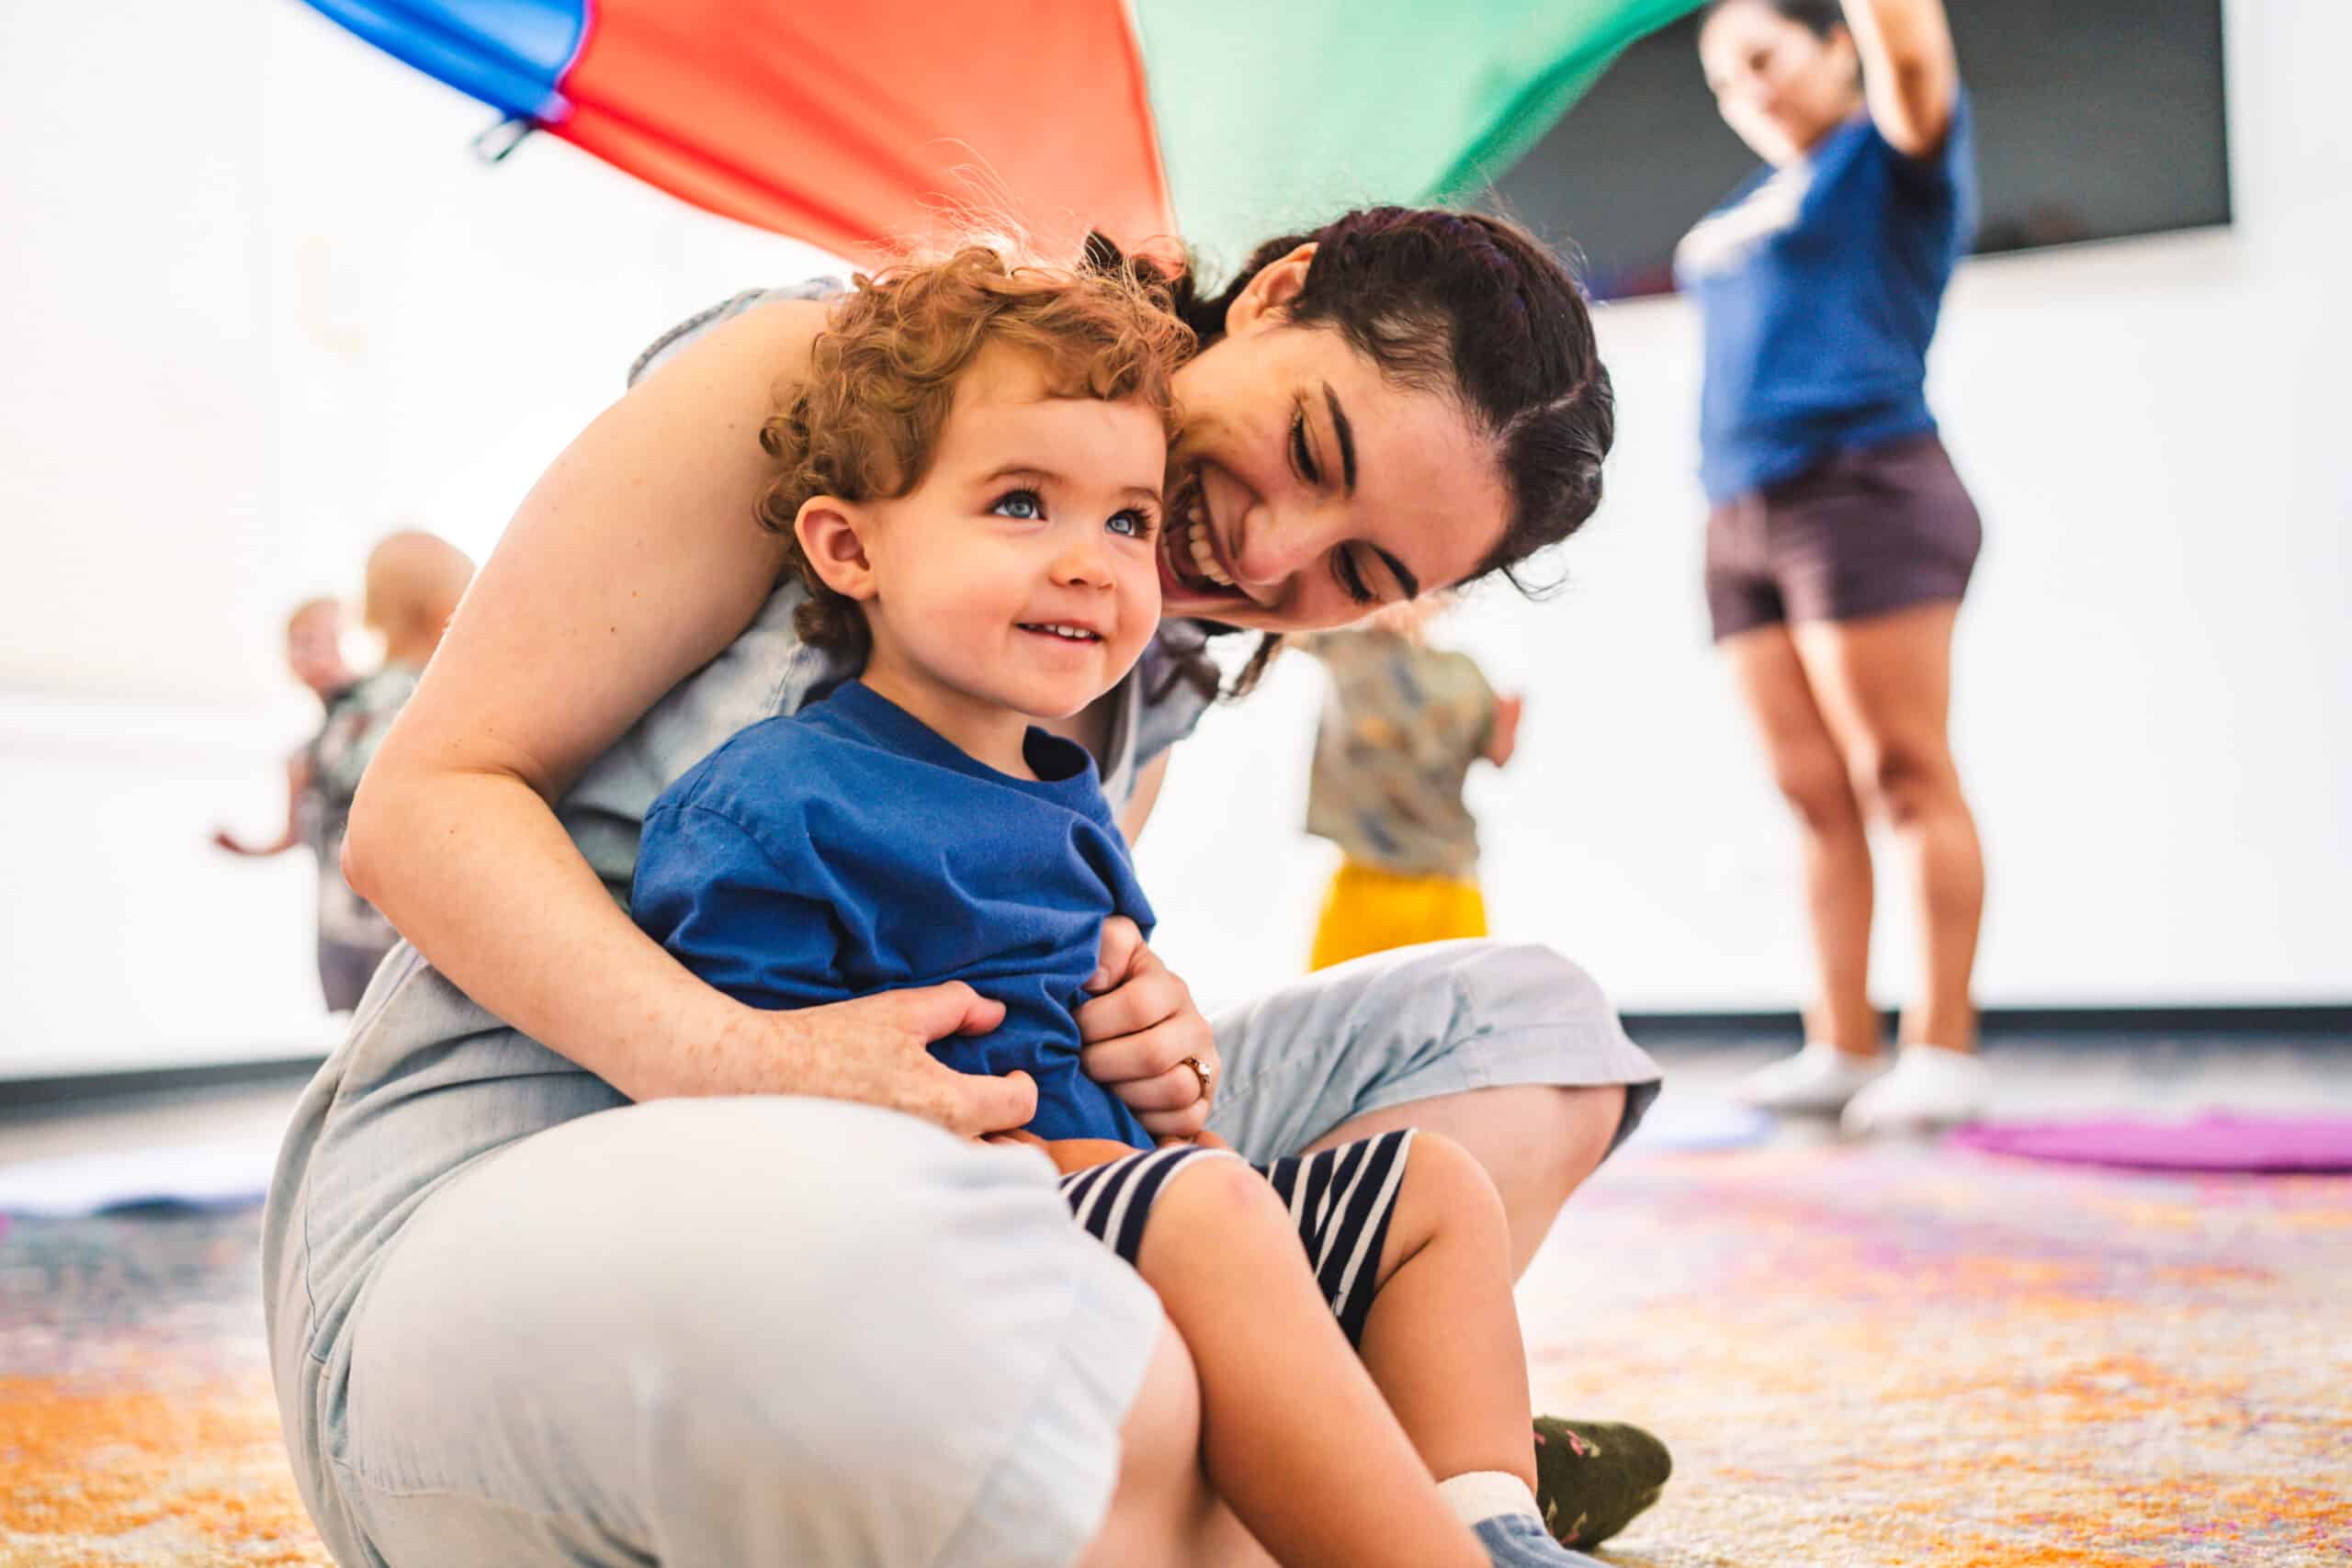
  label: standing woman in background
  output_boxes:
[1678,0,1989,1134]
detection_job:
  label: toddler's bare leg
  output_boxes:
[1134,1156,1485,1568]
[1355,1132,1541,1491]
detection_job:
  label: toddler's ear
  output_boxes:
[794,498,877,604]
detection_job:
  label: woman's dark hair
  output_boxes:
[1086,205,1615,700]
[1703,0,1846,38]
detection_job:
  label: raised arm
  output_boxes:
[343,299,1027,1132]
[1841,0,1960,157]
[214,753,309,857]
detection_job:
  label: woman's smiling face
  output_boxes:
[1698,2,1862,166]
[1157,246,1510,635]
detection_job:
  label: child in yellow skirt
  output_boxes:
[1301,596,1522,970]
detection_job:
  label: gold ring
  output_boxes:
[1180,1055,1214,1100]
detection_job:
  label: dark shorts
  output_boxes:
[1059,1129,1414,1347]
[1705,433,1983,642]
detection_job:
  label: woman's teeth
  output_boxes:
[1173,518,1236,591]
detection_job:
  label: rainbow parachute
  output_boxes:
[298,0,1696,262]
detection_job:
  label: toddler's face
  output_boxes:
[860,345,1166,721]
[285,604,349,696]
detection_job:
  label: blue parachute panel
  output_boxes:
[300,0,589,123]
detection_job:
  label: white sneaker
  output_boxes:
[1839,1043,1987,1136]
[1731,1042,1888,1115]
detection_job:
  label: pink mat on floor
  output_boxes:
[1952,1112,2352,1173]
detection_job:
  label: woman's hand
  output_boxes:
[1842,0,1959,157]
[1076,918,1219,1140]
[727,983,1035,1138]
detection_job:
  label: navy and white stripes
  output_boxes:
[1057,1129,1417,1347]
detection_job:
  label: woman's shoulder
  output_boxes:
[650,704,858,822]
[627,278,848,389]
[1127,622,1221,766]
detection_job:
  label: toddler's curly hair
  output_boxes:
[754,246,1196,651]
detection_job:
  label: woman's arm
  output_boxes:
[1116,752,1171,847]
[1841,0,1960,157]
[342,299,1031,1132]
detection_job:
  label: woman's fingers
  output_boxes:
[1089,916,1147,994]
[1074,952,1194,1046]
[892,979,1008,1038]
[1079,1008,1216,1087]
[932,1066,1037,1140]
[791,983,1023,1137]
[1135,1097,1212,1141]
[1101,1057,1217,1113]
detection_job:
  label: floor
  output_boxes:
[4,1029,2348,1565]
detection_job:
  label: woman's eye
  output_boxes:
[1291,409,1322,486]
[1330,547,1376,606]
[991,489,1045,520]
[1106,508,1157,539]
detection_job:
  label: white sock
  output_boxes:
[1437,1471,1543,1529]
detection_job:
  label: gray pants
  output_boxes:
[266,939,1659,1567]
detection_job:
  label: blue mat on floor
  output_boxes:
[1620,1095,1776,1153]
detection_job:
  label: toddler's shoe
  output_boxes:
[1532,1416,1670,1549]
[1473,1512,1605,1566]
[1730,1040,1887,1114]
[1839,1043,1986,1135]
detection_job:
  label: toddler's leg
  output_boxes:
[1063,1147,1485,1568]
[1257,1132,1609,1567]
[1355,1130,1539,1490]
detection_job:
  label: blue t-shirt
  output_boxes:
[1677,95,1978,502]
[632,681,1157,1147]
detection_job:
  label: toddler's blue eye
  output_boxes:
[992,489,1045,520]
[1106,509,1156,539]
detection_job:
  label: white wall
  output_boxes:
[1,1,837,1077]
[2,0,2344,1077]
[1136,0,2352,1013]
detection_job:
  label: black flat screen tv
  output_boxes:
[1487,0,2231,299]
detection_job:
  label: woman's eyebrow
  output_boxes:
[1321,383,1358,493]
[1374,547,1421,601]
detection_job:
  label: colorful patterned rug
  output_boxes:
[5,1140,2346,1565]
[1529,1143,2352,1566]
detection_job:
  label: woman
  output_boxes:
[262,208,1662,1568]
[1679,0,1990,1134]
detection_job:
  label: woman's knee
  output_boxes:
[1441,939,1627,1043]
[1849,740,1958,828]
[1774,750,1864,833]
[345,1099,1121,1540]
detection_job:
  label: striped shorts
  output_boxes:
[1057,1129,1416,1347]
